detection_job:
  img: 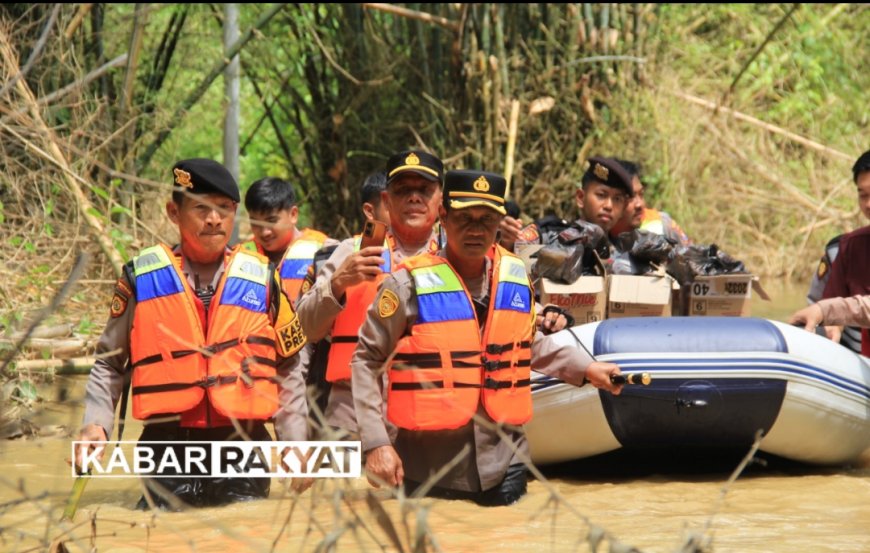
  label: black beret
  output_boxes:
[444,169,507,215]
[583,156,633,196]
[385,150,444,185]
[172,158,240,203]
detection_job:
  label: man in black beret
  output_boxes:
[74,158,311,509]
[503,155,632,250]
[352,168,623,507]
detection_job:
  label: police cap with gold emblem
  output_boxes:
[582,155,633,196]
[443,169,507,215]
[172,158,240,203]
[385,150,444,185]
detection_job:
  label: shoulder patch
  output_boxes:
[517,224,540,243]
[114,276,133,298]
[110,276,132,318]
[378,289,400,318]
[110,293,128,318]
[816,259,828,280]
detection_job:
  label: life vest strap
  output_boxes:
[392,350,482,370]
[390,381,481,391]
[331,336,359,344]
[483,377,531,390]
[132,373,278,395]
[485,341,532,355]
[483,359,532,372]
[134,336,278,367]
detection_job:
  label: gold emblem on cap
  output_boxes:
[378,289,400,318]
[174,168,193,188]
[472,175,490,192]
[593,163,609,181]
[405,152,420,166]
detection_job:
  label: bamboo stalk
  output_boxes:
[504,99,521,197]
[64,4,94,39]
[0,31,126,276]
[12,357,95,373]
[361,3,460,32]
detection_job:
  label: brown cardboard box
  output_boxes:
[606,274,679,318]
[540,276,607,323]
[684,274,769,317]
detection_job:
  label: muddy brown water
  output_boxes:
[2,280,868,552]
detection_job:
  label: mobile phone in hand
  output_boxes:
[360,220,387,249]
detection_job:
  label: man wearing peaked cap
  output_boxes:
[352,168,624,507]
[385,149,444,184]
[74,158,312,509]
[443,169,508,215]
[294,148,444,442]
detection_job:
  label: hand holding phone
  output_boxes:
[360,220,387,249]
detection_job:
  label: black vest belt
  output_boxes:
[132,336,277,369]
[483,359,532,372]
[392,350,482,370]
[132,373,278,395]
[483,377,531,390]
[390,381,481,391]
[486,341,532,355]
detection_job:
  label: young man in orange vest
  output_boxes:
[295,151,443,440]
[352,169,624,506]
[241,177,330,303]
[73,159,309,509]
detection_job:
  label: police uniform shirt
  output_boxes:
[817,295,870,327]
[82,245,308,442]
[823,226,870,301]
[294,229,440,434]
[351,251,595,493]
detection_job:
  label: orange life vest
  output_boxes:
[129,244,280,421]
[277,229,328,301]
[324,235,393,382]
[639,208,664,234]
[325,234,439,382]
[387,246,535,431]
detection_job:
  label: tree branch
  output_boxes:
[136,3,289,171]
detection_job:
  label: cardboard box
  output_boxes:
[606,274,679,318]
[683,274,769,317]
[540,276,606,323]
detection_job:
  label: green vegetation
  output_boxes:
[0,3,866,324]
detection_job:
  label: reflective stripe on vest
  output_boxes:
[130,245,279,421]
[324,235,392,382]
[639,208,664,235]
[279,229,328,302]
[387,247,534,431]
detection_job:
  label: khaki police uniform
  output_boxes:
[817,295,870,327]
[351,252,594,493]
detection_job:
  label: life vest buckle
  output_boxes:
[483,359,499,372]
[202,375,220,388]
[486,344,503,355]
